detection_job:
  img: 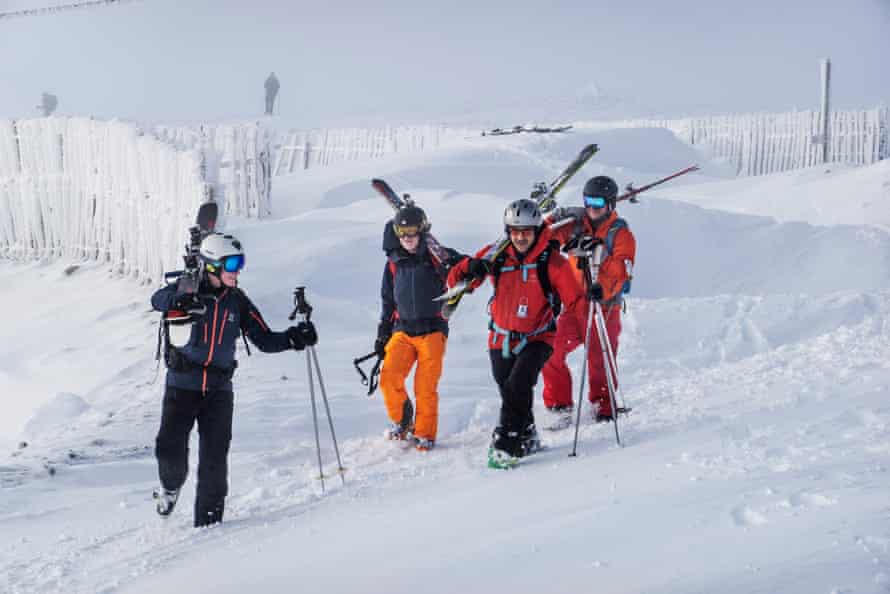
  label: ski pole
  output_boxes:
[570,243,603,456]
[616,165,700,204]
[593,301,622,447]
[304,339,325,492]
[289,286,346,491]
[598,305,631,419]
[310,346,346,483]
[570,283,597,458]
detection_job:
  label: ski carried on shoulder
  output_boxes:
[371,178,453,267]
[156,200,219,366]
[436,143,599,313]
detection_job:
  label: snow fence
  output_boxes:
[578,107,889,177]
[0,117,211,283]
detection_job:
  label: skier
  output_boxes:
[541,175,637,427]
[264,72,280,116]
[376,204,459,451]
[150,232,317,527]
[447,199,586,468]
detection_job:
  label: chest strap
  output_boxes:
[499,262,537,282]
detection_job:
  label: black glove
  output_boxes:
[375,321,392,358]
[578,236,601,251]
[565,235,601,253]
[287,321,318,350]
[467,258,491,281]
[172,293,206,317]
[587,282,604,302]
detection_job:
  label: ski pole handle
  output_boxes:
[354,351,377,365]
[353,352,382,396]
[289,286,313,321]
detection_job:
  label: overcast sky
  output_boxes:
[1,0,889,126]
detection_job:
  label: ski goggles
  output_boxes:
[583,195,609,209]
[393,224,422,238]
[207,254,245,273]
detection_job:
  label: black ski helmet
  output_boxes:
[583,176,618,204]
[392,203,430,237]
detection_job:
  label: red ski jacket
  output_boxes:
[548,210,636,305]
[448,228,586,356]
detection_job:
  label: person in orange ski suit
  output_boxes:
[541,175,636,424]
[376,203,460,452]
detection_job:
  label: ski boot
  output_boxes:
[520,424,542,456]
[544,405,574,431]
[384,399,415,441]
[487,447,519,469]
[487,427,521,469]
[414,437,435,452]
[153,487,180,517]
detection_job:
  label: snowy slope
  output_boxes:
[2,129,890,594]
[653,158,890,229]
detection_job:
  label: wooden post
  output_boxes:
[819,58,831,164]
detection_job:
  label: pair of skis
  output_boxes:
[429,143,601,317]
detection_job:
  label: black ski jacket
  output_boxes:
[152,283,291,392]
[381,240,454,337]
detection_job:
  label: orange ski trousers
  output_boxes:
[379,331,447,441]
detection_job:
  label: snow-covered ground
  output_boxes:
[2,128,890,594]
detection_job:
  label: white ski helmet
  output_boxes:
[503,198,542,229]
[199,233,245,274]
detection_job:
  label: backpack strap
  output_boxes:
[489,241,561,317]
[603,217,632,304]
[604,217,628,256]
[536,240,561,317]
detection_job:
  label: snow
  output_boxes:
[2,128,890,594]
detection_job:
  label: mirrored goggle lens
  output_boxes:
[394,224,421,237]
[222,254,245,272]
[584,196,608,209]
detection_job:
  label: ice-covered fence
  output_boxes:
[0,117,209,282]
[157,122,272,218]
[273,125,474,175]
[579,107,889,177]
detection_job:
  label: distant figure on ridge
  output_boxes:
[38,92,58,116]
[264,72,280,116]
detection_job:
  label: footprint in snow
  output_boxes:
[731,506,768,527]
[788,491,837,507]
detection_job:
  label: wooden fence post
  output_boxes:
[819,58,831,164]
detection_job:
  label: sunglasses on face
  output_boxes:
[583,195,608,209]
[394,224,421,238]
[208,254,245,273]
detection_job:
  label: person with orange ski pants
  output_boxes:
[541,175,637,426]
[376,203,460,452]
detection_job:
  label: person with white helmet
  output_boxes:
[150,232,317,527]
[447,199,586,469]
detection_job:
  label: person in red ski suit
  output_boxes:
[541,175,636,423]
[448,198,586,465]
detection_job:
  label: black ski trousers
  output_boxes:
[155,386,233,527]
[489,342,553,454]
